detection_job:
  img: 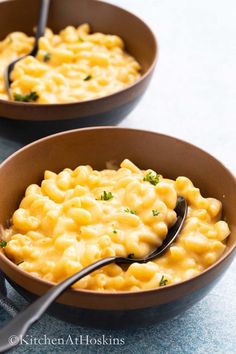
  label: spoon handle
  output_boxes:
[0,256,116,353]
[33,0,51,52]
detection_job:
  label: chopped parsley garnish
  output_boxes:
[128,253,134,259]
[13,91,39,102]
[84,74,92,81]
[159,275,168,286]
[0,240,7,248]
[43,52,51,62]
[113,230,118,234]
[124,208,137,215]
[152,210,160,216]
[101,191,113,201]
[143,171,161,186]
[78,36,84,42]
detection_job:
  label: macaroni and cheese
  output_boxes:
[3,159,230,291]
[0,24,141,103]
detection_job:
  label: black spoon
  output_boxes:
[4,0,51,99]
[0,196,187,353]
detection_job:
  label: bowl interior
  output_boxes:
[0,0,156,74]
[0,127,235,248]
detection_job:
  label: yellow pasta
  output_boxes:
[0,25,141,103]
[3,159,230,291]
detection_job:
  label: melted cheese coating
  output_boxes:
[4,159,230,291]
[0,24,140,103]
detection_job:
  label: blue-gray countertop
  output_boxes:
[0,0,236,353]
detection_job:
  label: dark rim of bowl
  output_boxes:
[0,0,158,107]
[0,126,235,297]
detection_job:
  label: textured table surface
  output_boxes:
[0,0,236,353]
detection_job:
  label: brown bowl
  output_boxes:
[0,127,235,326]
[0,0,157,122]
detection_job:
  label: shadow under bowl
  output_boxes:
[0,127,235,326]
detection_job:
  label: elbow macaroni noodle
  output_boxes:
[0,24,141,103]
[4,159,230,291]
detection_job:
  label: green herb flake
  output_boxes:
[143,171,161,186]
[124,208,137,215]
[0,240,7,248]
[113,230,118,234]
[43,52,51,62]
[159,275,168,286]
[13,91,39,103]
[101,191,113,201]
[152,210,160,216]
[78,36,84,42]
[84,74,92,81]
